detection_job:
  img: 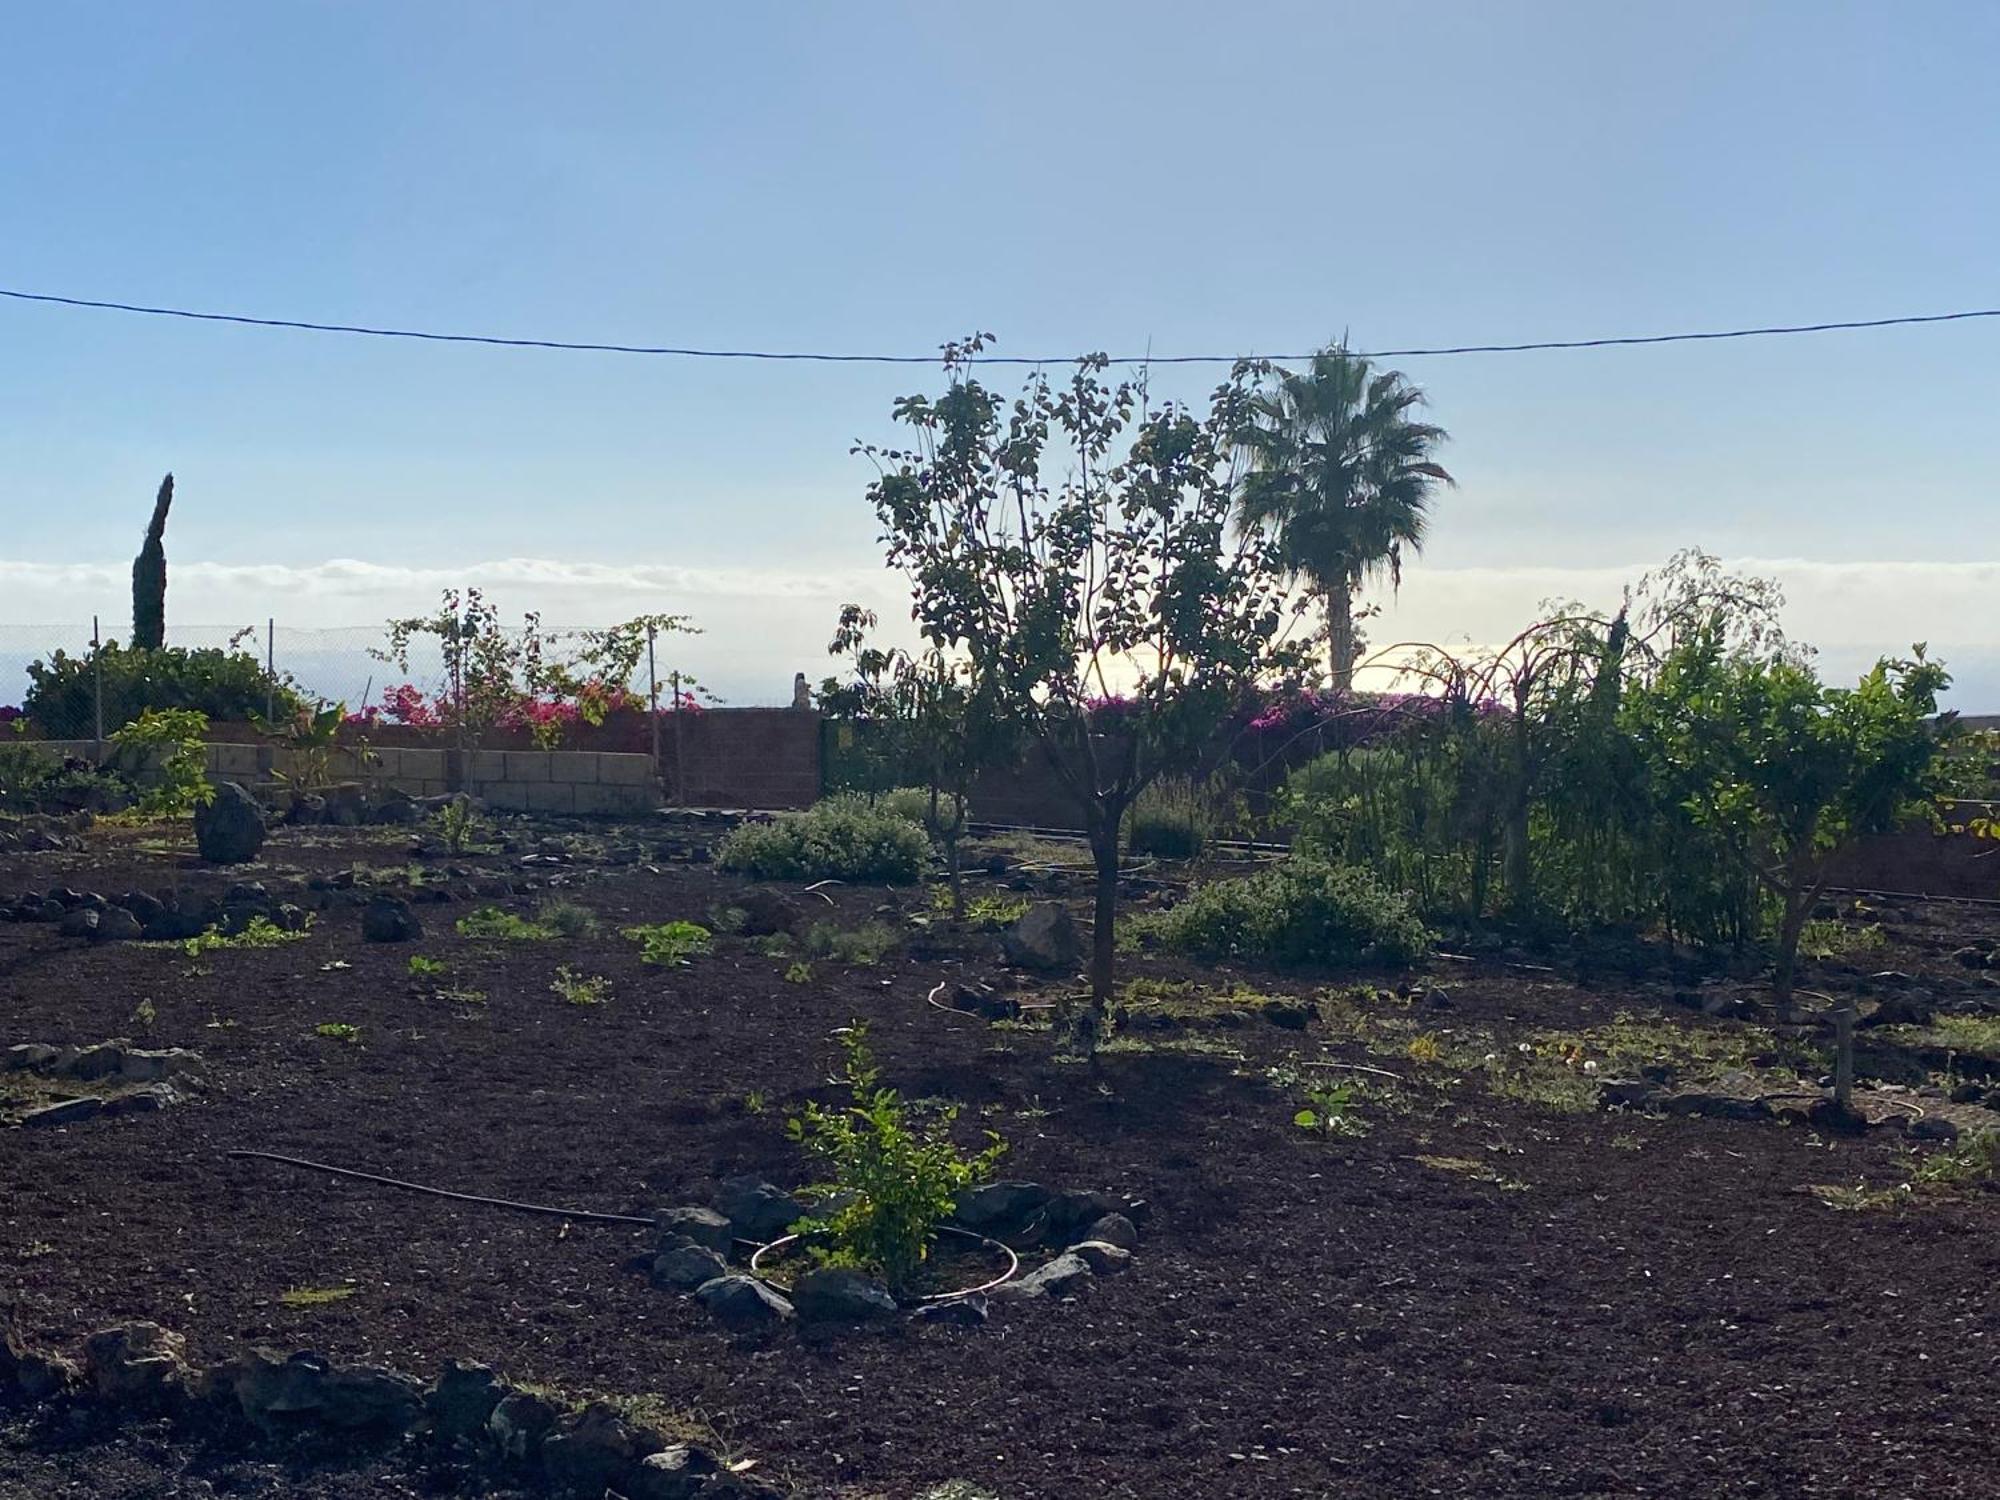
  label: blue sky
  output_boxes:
[3,2,1997,705]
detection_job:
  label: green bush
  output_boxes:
[0,742,134,815]
[23,643,303,737]
[1126,777,1211,859]
[716,794,930,884]
[1146,857,1430,967]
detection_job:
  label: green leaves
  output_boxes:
[786,1024,1006,1291]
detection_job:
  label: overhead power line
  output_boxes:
[2,284,1996,365]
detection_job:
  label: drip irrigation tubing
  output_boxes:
[225,1149,657,1227]
[748,1226,1019,1303]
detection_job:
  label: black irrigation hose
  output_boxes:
[225,1150,657,1227]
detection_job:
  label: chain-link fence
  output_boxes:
[0,621,722,742]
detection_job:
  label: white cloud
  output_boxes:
[3,553,1995,708]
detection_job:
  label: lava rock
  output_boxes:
[489,1389,561,1460]
[990,1251,1093,1301]
[1910,1115,1962,1142]
[543,1401,667,1494]
[360,896,424,943]
[21,1097,104,1128]
[191,781,266,864]
[654,1205,735,1255]
[1,1329,79,1401]
[792,1267,898,1323]
[70,1043,128,1080]
[1044,1189,1119,1240]
[999,903,1081,972]
[57,907,100,940]
[427,1360,505,1443]
[623,1443,724,1500]
[117,891,167,928]
[83,1323,191,1406]
[712,1176,803,1242]
[651,1244,730,1292]
[92,906,144,943]
[5,1043,61,1071]
[694,1274,795,1328]
[1079,1212,1138,1250]
[951,1180,1052,1237]
[1068,1239,1133,1276]
[323,783,370,827]
[911,1294,989,1327]
[117,1047,199,1083]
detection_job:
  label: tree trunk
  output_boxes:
[1088,822,1121,1026]
[1773,889,1810,1006]
[945,828,964,920]
[1327,588,1355,694]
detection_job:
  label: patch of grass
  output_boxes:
[536,898,599,938]
[1809,1182,1904,1212]
[783,961,814,984]
[179,916,310,955]
[1928,1014,2000,1057]
[742,1090,769,1116]
[622,920,712,966]
[1413,1153,1529,1190]
[550,965,611,1006]
[927,885,1031,930]
[407,955,447,979]
[1910,1130,2000,1190]
[1481,1053,1599,1116]
[313,1022,362,1045]
[802,920,899,966]
[456,906,555,941]
[1799,919,1887,961]
[437,986,488,1006]
[279,1284,357,1308]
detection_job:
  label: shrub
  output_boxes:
[0,743,133,815]
[24,643,302,736]
[536,898,599,938]
[787,1024,1006,1291]
[716,794,930,884]
[801,920,900,966]
[1145,857,1430,967]
[1126,777,1211,859]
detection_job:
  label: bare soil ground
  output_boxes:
[3,818,1998,1498]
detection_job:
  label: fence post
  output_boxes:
[646,623,662,798]
[91,614,105,753]
[672,670,686,808]
[265,618,276,720]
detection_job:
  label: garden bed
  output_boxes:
[2,818,1998,1497]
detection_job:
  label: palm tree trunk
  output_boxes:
[1327,588,1356,694]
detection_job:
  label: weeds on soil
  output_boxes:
[551,965,611,1005]
[622,920,712,966]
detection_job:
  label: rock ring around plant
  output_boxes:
[746,1225,1018,1303]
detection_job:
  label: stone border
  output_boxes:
[0,1324,776,1499]
[651,1176,1144,1329]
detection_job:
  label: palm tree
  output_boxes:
[1236,345,1452,691]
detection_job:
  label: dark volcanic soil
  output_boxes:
[3,821,1999,1498]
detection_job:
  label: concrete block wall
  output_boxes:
[23,739,661,818]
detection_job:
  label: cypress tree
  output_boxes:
[132,472,173,650]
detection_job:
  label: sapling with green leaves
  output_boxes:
[859,336,1307,1031]
[787,1023,1006,1291]
[821,605,1013,918]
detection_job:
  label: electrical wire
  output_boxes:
[4,285,1997,365]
